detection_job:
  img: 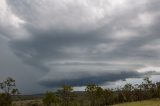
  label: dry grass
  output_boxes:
[113,99,160,106]
[12,98,160,106]
[13,99,43,106]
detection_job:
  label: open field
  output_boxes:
[113,99,160,106]
[13,99,43,106]
[12,99,160,106]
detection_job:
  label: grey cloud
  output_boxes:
[0,0,160,91]
[39,70,160,87]
[39,71,142,87]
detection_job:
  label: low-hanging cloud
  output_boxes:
[39,71,142,87]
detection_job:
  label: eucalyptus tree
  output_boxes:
[58,85,75,106]
[43,91,60,106]
[122,83,134,102]
[0,77,19,106]
[95,86,104,106]
[156,82,160,98]
[85,84,98,106]
[141,77,153,99]
[102,89,114,106]
[85,84,108,106]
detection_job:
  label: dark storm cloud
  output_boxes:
[1,0,160,89]
[39,70,160,87]
[9,30,110,71]
[39,71,142,87]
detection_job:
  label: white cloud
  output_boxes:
[138,66,160,73]
[0,0,27,39]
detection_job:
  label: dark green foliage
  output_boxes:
[31,103,39,106]
[0,77,19,106]
[40,77,160,106]
[85,84,98,106]
[102,89,114,105]
[43,91,60,106]
[0,93,12,106]
[58,85,76,106]
[2,76,160,106]
[85,84,114,106]
[156,82,160,97]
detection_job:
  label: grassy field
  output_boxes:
[13,99,43,106]
[12,99,160,106]
[113,99,160,106]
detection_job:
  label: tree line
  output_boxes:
[0,77,160,106]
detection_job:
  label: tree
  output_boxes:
[43,91,60,106]
[0,77,19,106]
[133,84,143,101]
[85,84,97,106]
[102,89,114,105]
[58,85,75,106]
[156,82,160,98]
[122,83,134,102]
[142,77,153,99]
[94,86,104,106]
[85,84,106,106]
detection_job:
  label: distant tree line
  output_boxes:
[43,77,160,106]
[1,77,160,106]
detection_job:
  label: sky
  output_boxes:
[0,0,160,94]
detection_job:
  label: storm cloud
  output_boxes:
[0,0,160,93]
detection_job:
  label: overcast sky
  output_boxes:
[0,0,160,94]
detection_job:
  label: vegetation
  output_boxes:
[43,91,60,106]
[0,77,19,106]
[1,77,160,106]
[57,85,76,106]
[40,77,160,106]
[113,99,160,106]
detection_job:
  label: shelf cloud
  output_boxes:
[0,0,160,93]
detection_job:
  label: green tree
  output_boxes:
[102,89,114,105]
[85,84,106,106]
[156,82,160,98]
[43,91,60,106]
[58,85,75,106]
[122,83,134,102]
[133,84,143,101]
[85,84,97,106]
[142,77,153,99]
[94,86,104,106]
[0,77,19,106]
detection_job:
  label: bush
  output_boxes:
[0,77,19,106]
[43,91,60,106]
[0,93,12,106]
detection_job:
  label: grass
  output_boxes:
[13,99,43,106]
[113,99,160,106]
[12,98,160,106]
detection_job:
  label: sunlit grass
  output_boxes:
[113,99,160,106]
[12,98,160,106]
